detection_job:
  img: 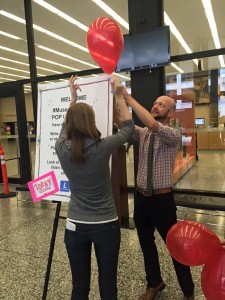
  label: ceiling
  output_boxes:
[0,0,225,91]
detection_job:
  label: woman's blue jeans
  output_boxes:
[64,220,121,300]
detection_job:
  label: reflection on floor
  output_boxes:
[0,186,225,299]
[174,150,225,192]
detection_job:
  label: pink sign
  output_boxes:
[28,171,59,202]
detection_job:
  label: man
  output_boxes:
[121,87,195,300]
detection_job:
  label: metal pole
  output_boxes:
[42,201,62,300]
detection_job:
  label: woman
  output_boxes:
[55,75,134,300]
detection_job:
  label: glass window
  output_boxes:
[165,1,225,56]
[165,60,225,192]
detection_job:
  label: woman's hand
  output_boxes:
[110,79,131,107]
[111,81,132,126]
[111,80,124,97]
[70,75,81,104]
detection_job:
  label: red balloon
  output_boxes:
[87,17,124,74]
[166,221,221,266]
[201,249,225,300]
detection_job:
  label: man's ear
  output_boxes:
[168,110,175,118]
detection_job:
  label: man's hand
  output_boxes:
[70,75,81,104]
[122,86,132,105]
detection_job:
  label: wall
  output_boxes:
[0,97,16,123]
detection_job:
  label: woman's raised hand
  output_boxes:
[70,75,81,104]
[111,80,124,97]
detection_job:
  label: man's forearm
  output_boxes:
[124,94,158,132]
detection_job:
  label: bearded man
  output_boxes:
[121,90,195,300]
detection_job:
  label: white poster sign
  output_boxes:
[35,75,113,202]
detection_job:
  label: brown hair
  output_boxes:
[65,102,101,163]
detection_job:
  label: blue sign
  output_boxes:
[60,180,70,192]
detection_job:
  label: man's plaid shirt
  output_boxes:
[132,122,181,191]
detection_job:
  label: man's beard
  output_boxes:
[154,113,168,121]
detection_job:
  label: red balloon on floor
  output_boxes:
[201,249,225,300]
[87,17,124,74]
[166,221,221,266]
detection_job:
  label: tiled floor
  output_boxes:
[0,187,225,299]
[0,149,225,299]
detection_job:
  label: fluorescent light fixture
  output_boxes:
[201,0,224,67]
[33,0,89,31]
[36,56,80,71]
[0,72,29,79]
[0,56,62,74]
[202,0,220,48]
[0,6,129,80]
[37,67,61,74]
[164,12,198,66]
[0,65,44,76]
[0,10,88,53]
[0,77,15,81]
[33,24,88,52]
[0,45,79,71]
[37,45,97,68]
[164,12,192,54]
[0,65,30,73]
[0,30,21,39]
[0,28,91,71]
[0,10,25,23]
[0,46,28,56]
[92,0,129,30]
[170,63,184,73]
[0,56,29,66]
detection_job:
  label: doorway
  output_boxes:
[0,81,32,184]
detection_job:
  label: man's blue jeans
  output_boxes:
[64,220,121,300]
